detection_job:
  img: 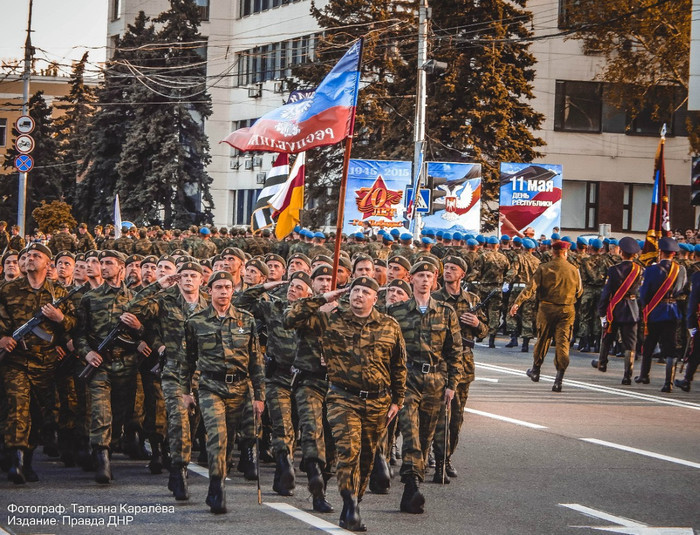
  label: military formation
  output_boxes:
[0,220,698,532]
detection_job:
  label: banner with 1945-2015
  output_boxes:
[342,159,412,235]
[499,163,563,238]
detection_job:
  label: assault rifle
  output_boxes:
[462,289,499,349]
[78,322,138,382]
[0,284,83,364]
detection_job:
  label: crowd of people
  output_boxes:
[0,219,697,531]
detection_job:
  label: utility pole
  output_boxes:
[410,0,429,234]
[18,0,34,236]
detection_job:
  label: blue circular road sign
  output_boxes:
[15,154,34,172]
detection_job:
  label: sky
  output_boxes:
[2,0,108,76]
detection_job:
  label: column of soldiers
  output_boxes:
[0,222,698,531]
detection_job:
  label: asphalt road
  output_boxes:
[1,336,698,535]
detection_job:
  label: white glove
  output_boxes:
[690,328,698,338]
[600,317,607,327]
[502,282,510,292]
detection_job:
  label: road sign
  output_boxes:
[15,134,35,154]
[405,187,430,214]
[15,115,35,134]
[15,154,34,173]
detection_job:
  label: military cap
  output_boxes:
[658,237,680,253]
[390,228,401,238]
[487,236,499,245]
[500,234,511,241]
[467,238,479,246]
[523,239,535,250]
[388,279,412,298]
[443,232,453,241]
[2,249,19,266]
[288,252,311,267]
[199,227,211,235]
[543,239,552,246]
[618,236,641,255]
[453,232,463,241]
[590,239,603,250]
[201,259,213,269]
[609,238,619,246]
[353,254,374,271]
[443,255,467,272]
[314,231,326,239]
[603,238,610,245]
[220,227,229,234]
[221,247,246,262]
[99,250,126,263]
[311,265,333,279]
[576,236,588,246]
[289,270,312,288]
[85,250,100,260]
[75,253,86,262]
[312,254,333,266]
[25,242,52,259]
[388,255,411,271]
[178,261,203,274]
[476,235,486,244]
[512,236,522,244]
[293,225,302,233]
[464,234,474,240]
[171,249,188,257]
[354,232,365,241]
[350,276,379,292]
[382,234,394,243]
[125,254,143,266]
[421,237,435,245]
[570,242,577,251]
[142,255,158,266]
[424,229,436,238]
[436,230,445,238]
[414,255,440,268]
[55,251,76,263]
[18,247,29,259]
[265,254,287,268]
[338,256,352,272]
[158,254,177,266]
[410,261,437,275]
[246,258,269,277]
[207,270,234,287]
[374,258,387,268]
[79,223,88,229]
[551,233,561,240]
[552,240,571,250]
[175,255,196,265]
[561,236,572,243]
[400,232,413,242]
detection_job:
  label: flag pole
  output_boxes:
[331,38,364,290]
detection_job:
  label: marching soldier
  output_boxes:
[635,238,687,391]
[578,239,609,353]
[183,271,265,514]
[504,239,540,351]
[473,236,510,347]
[591,237,643,384]
[510,241,582,392]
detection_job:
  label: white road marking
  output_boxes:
[579,439,700,470]
[464,408,548,429]
[475,362,700,411]
[560,503,694,534]
[266,502,351,534]
[187,463,231,481]
[474,377,499,383]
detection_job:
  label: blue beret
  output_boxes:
[551,233,561,240]
[487,236,499,245]
[377,229,386,236]
[467,239,479,246]
[561,236,572,243]
[591,238,603,249]
[436,230,445,238]
[293,225,302,232]
[314,231,325,239]
[420,229,427,236]
[512,236,522,244]
[383,234,394,242]
[390,228,401,238]
[443,232,453,241]
[500,235,511,241]
[453,232,463,241]
[353,232,364,239]
[603,238,610,244]
[425,229,435,238]
[421,237,435,245]
[523,239,535,249]
[577,236,588,246]
[464,234,474,240]
[476,235,485,244]
[570,242,577,251]
[637,239,645,248]
[543,239,551,246]
[400,233,413,241]
[199,227,210,235]
[694,244,700,254]
[609,238,618,246]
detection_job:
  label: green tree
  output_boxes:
[32,200,77,234]
[54,52,97,207]
[1,91,61,228]
[567,0,698,152]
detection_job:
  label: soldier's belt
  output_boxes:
[201,370,248,384]
[462,338,475,349]
[293,367,329,382]
[407,360,438,374]
[329,382,389,400]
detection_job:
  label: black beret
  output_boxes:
[410,261,437,275]
[352,254,373,271]
[374,258,387,268]
[98,250,125,263]
[1,249,19,265]
[85,250,100,260]
[289,271,312,288]
[55,251,76,263]
[158,254,177,266]
[171,249,188,256]
[312,254,333,266]
[141,255,158,266]
[388,279,412,298]
[442,255,467,272]
[311,265,333,279]
[288,253,311,267]
[350,276,379,292]
[178,261,203,274]
[265,254,286,268]
[27,242,53,259]
[388,255,411,271]
[75,253,86,262]
[221,247,246,262]
[246,258,269,277]
[207,270,234,288]
[338,256,352,272]
[125,254,143,266]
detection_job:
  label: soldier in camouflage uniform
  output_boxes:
[0,243,76,483]
[114,228,135,255]
[183,271,265,515]
[431,255,487,483]
[192,228,218,260]
[472,237,510,347]
[48,224,77,255]
[0,221,9,253]
[388,261,463,515]
[578,239,609,352]
[76,223,97,253]
[77,250,143,484]
[1,249,20,284]
[133,228,153,256]
[8,225,25,252]
[285,277,405,532]
[129,262,208,501]
[504,239,541,351]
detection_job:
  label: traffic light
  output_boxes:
[427,175,447,214]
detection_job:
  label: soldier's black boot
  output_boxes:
[505,333,519,348]
[171,463,189,501]
[634,354,652,384]
[369,450,390,494]
[432,457,450,484]
[591,358,607,373]
[258,430,274,463]
[621,351,634,385]
[148,439,164,474]
[307,461,333,513]
[206,476,226,514]
[8,448,25,484]
[400,475,425,514]
[521,337,530,353]
[445,458,457,478]
[593,336,600,354]
[488,334,496,348]
[674,378,691,392]
[340,490,366,531]
[579,335,592,353]
[23,449,39,482]
[77,436,93,471]
[58,429,76,468]
[660,357,675,392]
[237,439,257,481]
[526,365,540,382]
[552,369,565,392]
[272,451,295,496]
[94,447,112,484]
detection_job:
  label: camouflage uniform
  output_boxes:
[113,236,135,255]
[151,236,169,257]
[285,296,406,500]
[0,229,9,253]
[133,237,153,256]
[388,297,463,482]
[505,252,541,339]
[578,253,609,345]
[8,234,25,252]
[192,238,218,260]
[472,249,510,337]
[48,231,77,255]
[76,233,97,253]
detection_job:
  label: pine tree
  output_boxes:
[1,91,61,228]
[54,52,96,208]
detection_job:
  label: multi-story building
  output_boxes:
[107,0,697,233]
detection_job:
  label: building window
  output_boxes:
[554,81,602,133]
[195,0,210,21]
[232,189,259,226]
[237,34,316,86]
[0,118,6,147]
[111,0,122,21]
[621,184,657,232]
[241,0,299,16]
[561,180,597,230]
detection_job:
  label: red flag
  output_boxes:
[270,153,306,239]
[640,133,670,265]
